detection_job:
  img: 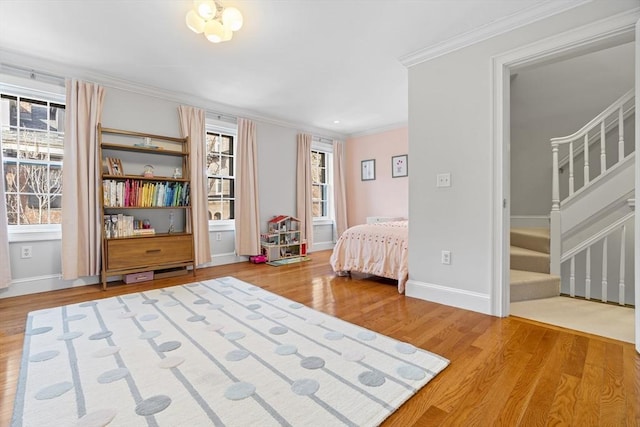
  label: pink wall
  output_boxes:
[345,127,408,226]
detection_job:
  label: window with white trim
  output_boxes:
[205,129,235,221]
[1,93,65,226]
[311,148,331,219]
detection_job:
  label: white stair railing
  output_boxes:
[551,89,634,206]
[549,89,635,275]
[560,212,634,305]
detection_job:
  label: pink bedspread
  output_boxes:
[330,220,408,293]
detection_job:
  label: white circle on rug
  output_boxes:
[35,382,73,400]
[92,346,120,358]
[275,344,297,355]
[65,314,86,321]
[164,300,180,307]
[225,382,255,400]
[291,378,320,396]
[29,350,60,362]
[226,349,250,361]
[395,342,417,354]
[357,331,377,341]
[159,356,185,369]
[397,364,426,381]
[306,318,324,326]
[76,409,118,427]
[225,331,246,341]
[135,395,172,416]
[271,312,287,319]
[58,331,83,341]
[358,370,386,387]
[342,349,365,362]
[97,368,130,384]
[300,356,325,369]
[324,331,344,341]
[117,312,137,319]
[139,331,161,340]
[206,324,225,332]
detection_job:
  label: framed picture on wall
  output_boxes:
[361,159,375,181]
[392,154,408,178]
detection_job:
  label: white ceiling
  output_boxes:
[0,0,585,136]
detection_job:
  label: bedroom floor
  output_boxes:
[510,296,635,343]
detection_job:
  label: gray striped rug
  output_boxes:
[12,277,449,426]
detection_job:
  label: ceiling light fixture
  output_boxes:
[185,0,243,43]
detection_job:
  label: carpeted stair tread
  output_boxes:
[510,246,550,274]
[511,227,550,254]
[510,269,560,301]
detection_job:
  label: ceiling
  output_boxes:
[0,0,585,136]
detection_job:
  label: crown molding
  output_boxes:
[347,121,408,139]
[399,0,591,68]
[0,48,347,141]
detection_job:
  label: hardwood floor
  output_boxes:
[1,250,638,426]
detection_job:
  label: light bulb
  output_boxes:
[185,10,205,34]
[222,7,243,31]
[220,23,233,41]
[204,20,224,43]
[196,0,218,20]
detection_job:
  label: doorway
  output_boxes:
[491,14,639,351]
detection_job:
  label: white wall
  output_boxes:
[3,81,336,298]
[511,41,636,216]
[405,0,638,314]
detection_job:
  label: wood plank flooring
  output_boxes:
[1,250,638,426]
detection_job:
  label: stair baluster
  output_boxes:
[585,247,591,300]
[618,105,624,162]
[601,236,608,303]
[569,257,575,297]
[619,224,625,306]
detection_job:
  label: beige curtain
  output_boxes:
[61,80,105,280]
[178,105,211,266]
[235,118,261,255]
[0,160,11,289]
[296,133,313,249]
[332,140,348,237]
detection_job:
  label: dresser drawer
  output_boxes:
[106,235,194,270]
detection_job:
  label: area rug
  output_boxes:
[12,277,449,426]
[267,256,311,267]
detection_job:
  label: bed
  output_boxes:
[330,220,408,293]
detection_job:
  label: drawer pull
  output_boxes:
[146,249,162,254]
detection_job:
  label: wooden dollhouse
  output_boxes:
[260,215,306,262]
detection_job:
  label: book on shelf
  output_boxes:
[103,214,155,238]
[103,179,190,208]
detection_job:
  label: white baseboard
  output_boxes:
[510,215,550,228]
[0,274,99,299]
[405,279,491,315]
[311,241,335,252]
[201,252,249,267]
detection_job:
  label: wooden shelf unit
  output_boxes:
[98,124,196,289]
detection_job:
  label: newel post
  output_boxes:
[550,142,561,276]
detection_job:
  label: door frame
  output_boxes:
[490,10,639,351]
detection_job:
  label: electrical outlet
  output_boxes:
[21,246,32,259]
[441,250,451,265]
[216,233,222,241]
[436,173,451,188]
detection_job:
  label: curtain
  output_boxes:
[296,133,313,249]
[0,159,11,289]
[332,140,348,237]
[61,80,105,280]
[235,118,261,255]
[178,106,211,266]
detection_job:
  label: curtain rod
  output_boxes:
[0,63,66,86]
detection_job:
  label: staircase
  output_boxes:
[510,227,560,301]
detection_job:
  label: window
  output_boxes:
[1,93,65,226]
[311,149,329,218]
[205,130,235,221]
